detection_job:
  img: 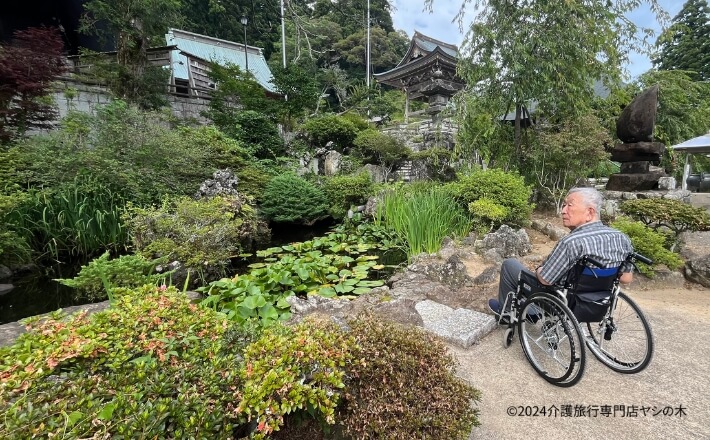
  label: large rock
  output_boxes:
[609,142,665,164]
[476,225,532,260]
[323,150,342,176]
[0,265,11,280]
[606,170,666,191]
[195,169,239,199]
[684,256,710,288]
[616,85,658,143]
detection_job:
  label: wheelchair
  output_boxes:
[498,252,654,387]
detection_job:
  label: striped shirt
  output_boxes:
[539,221,633,285]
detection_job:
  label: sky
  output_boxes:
[391,0,683,80]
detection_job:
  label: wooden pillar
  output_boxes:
[404,89,410,124]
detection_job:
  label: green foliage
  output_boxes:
[338,316,481,439]
[123,195,267,274]
[260,174,329,224]
[301,114,359,151]
[620,198,710,235]
[0,286,248,439]
[611,218,684,276]
[409,147,457,182]
[7,178,128,263]
[13,102,230,206]
[653,0,710,81]
[445,169,533,228]
[231,110,285,159]
[526,113,611,212]
[468,198,509,233]
[206,62,278,126]
[446,0,667,166]
[353,129,410,181]
[236,164,276,201]
[637,70,710,148]
[0,191,32,266]
[375,186,471,259]
[198,233,388,325]
[323,173,375,219]
[56,252,170,301]
[238,318,352,438]
[271,63,321,119]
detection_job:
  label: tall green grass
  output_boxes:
[375,186,471,259]
[8,177,128,263]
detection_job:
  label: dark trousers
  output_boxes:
[498,258,536,311]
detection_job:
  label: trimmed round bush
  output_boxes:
[301,114,359,151]
[445,169,533,227]
[323,172,375,219]
[260,173,329,224]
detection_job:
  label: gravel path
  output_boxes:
[455,286,710,440]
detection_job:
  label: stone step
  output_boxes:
[415,299,497,348]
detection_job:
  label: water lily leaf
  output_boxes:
[339,269,353,277]
[318,287,337,298]
[296,267,310,280]
[352,287,371,295]
[372,264,385,270]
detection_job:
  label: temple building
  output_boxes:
[373,31,464,122]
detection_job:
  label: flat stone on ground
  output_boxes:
[415,299,497,348]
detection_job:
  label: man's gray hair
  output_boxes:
[567,187,603,218]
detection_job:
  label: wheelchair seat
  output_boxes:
[563,257,621,322]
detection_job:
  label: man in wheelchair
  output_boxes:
[488,187,634,322]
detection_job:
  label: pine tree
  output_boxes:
[653,0,710,80]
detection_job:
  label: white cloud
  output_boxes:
[391,0,683,78]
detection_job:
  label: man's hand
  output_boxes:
[619,272,633,284]
[536,267,552,286]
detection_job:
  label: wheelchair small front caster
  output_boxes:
[502,327,514,348]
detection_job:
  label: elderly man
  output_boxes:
[488,187,634,319]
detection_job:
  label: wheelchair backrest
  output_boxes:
[564,258,620,294]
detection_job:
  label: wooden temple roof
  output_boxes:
[373,31,463,100]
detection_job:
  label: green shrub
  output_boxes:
[323,173,375,219]
[353,129,410,182]
[260,174,328,224]
[337,316,481,439]
[620,198,710,235]
[611,217,684,277]
[0,286,249,439]
[468,197,509,232]
[409,147,457,182]
[55,252,170,301]
[236,164,276,201]
[445,169,533,227]
[232,110,286,159]
[238,318,353,438]
[301,114,358,151]
[123,195,268,275]
[375,186,471,259]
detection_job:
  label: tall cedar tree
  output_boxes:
[0,26,65,144]
[653,0,710,80]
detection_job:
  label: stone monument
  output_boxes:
[606,85,667,191]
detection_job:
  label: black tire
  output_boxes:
[518,292,586,387]
[585,291,654,374]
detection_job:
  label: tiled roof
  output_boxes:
[165,28,276,93]
[413,32,458,58]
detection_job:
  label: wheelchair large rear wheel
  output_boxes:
[585,291,653,374]
[518,293,586,387]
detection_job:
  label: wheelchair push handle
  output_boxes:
[630,252,653,266]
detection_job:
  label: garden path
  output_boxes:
[454,214,710,440]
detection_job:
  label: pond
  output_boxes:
[0,219,405,325]
[0,270,105,325]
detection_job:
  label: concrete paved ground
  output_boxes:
[455,287,710,440]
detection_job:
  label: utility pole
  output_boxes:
[366,0,370,88]
[281,0,287,68]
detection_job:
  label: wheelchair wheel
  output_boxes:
[585,291,653,374]
[502,327,514,348]
[518,293,586,387]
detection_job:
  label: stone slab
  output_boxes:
[415,299,497,348]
